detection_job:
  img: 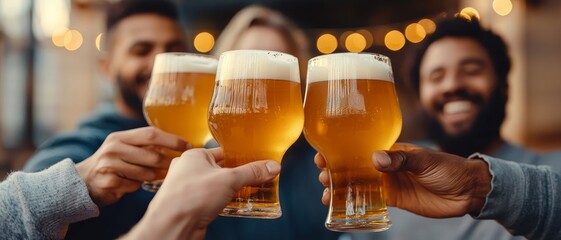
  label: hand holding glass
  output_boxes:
[303,53,402,231]
[208,50,304,218]
[142,52,218,192]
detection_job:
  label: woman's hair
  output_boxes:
[212,5,310,79]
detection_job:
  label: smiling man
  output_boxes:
[347,17,561,240]
[414,19,509,157]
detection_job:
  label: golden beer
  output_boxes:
[142,53,217,192]
[303,53,402,232]
[145,72,216,147]
[209,50,303,218]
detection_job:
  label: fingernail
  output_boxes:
[266,161,281,174]
[374,151,391,168]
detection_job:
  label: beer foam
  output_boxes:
[152,53,218,74]
[306,53,394,83]
[217,50,300,83]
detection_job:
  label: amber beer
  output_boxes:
[142,53,217,191]
[208,50,304,218]
[303,53,402,231]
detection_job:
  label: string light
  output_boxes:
[385,30,405,51]
[460,7,481,20]
[51,27,69,47]
[63,29,83,51]
[95,33,103,51]
[316,33,337,54]
[356,29,373,49]
[493,0,513,16]
[194,32,215,53]
[345,33,366,53]
[418,18,436,34]
[405,23,426,43]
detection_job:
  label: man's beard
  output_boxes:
[116,73,149,118]
[425,87,507,157]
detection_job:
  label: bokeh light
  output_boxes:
[456,12,472,21]
[356,29,373,49]
[405,23,426,43]
[493,0,513,16]
[384,30,405,51]
[345,33,366,53]
[460,7,481,20]
[194,32,215,53]
[339,31,353,49]
[316,33,338,54]
[63,29,83,51]
[418,18,436,34]
[51,27,69,47]
[95,33,103,51]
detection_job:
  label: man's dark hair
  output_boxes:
[408,16,511,96]
[106,0,179,32]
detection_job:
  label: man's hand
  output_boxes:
[124,148,281,240]
[315,143,492,218]
[76,127,189,206]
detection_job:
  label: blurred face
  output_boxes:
[104,14,187,116]
[234,25,307,95]
[234,25,292,53]
[419,37,498,137]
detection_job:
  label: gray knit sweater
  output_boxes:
[0,159,99,239]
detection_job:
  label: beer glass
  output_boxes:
[303,53,402,232]
[208,50,304,218]
[142,52,218,192]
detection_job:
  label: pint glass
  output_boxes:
[303,53,402,231]
[142,52,218,192]
[208,50,304,218]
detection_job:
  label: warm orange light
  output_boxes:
[356,29,373,49]
[455,12,472,21]
[345,33,367,53]
[384,30,405,51]
[194,32,215,53]
[460,7,481,20]
[418,19,436,34]
[63,29,83,51]
[95,33,103,51]
[51,27,69,47]
[316,33,338,54]
[493,0,513,16]
[405,23,426,43]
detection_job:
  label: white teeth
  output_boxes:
[443,101,472,114]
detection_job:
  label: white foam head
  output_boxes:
[307,53,394,83]
[152,52,218,74]
[216,50,300,83]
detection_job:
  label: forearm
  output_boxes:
[472,154,561,239]
[0,159,99,239]
[121,201,202,240]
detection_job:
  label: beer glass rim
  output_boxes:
[155,52,218,60]
[308,52,390,63]
[219,49,298,62]
[306,52,394,84]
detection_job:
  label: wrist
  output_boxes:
[123,204,199,240]
[467,158,492,214]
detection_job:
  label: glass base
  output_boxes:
[326,212,391,232]
[142,180,164,192]
[219,203,281,219]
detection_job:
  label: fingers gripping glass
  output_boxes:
[142,52,218,192]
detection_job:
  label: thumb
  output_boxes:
[230,160,281,189]
[372,150,427,174]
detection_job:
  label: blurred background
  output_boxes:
[1,0,560,177]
